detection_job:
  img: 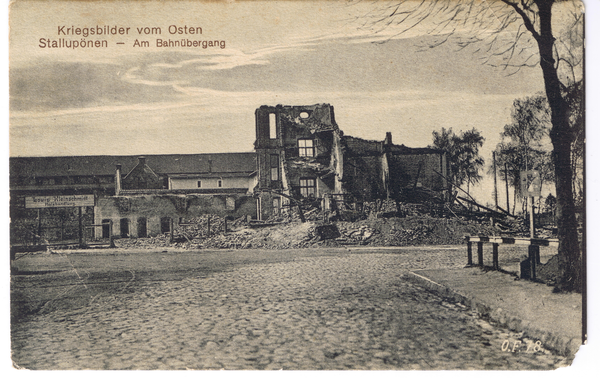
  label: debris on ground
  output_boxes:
[114,209,504,250]
[536,255,560,286]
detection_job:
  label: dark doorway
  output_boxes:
[137,217,147,238]
[160,217,171,234]
[120,218,129,238]
[102,219,111,239]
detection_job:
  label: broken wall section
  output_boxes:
[386,151,448,202]
[254,104,345,220]
[96,194,257,238]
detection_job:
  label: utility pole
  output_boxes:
[492,151,498,210]
[504,163,510,215]
[529,195,535,238]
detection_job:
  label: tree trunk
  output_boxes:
[535,0,581,292]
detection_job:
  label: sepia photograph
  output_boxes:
[8,0,589,370]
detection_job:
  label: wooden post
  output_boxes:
[224,218,228,234]
[505,163,510,215]
[492,243,499,270]
[467,241,473,266]
[78,206,83,248]
[207,216,211,236]
[170,218,174,243]
[109,220,115,248]
[297,204,306,223]
[37,209,42,245]
[528,245,539,280]
[477,242,484,267]
[529,196,535,238]
[493,151,498,210]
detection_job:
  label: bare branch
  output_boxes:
[500,0,540,41]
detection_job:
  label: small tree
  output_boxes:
[493,95,554,213]
[431,127,485,197]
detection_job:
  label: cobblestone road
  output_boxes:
[11,248,568,369]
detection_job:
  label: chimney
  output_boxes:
[208,159,213,173]
[138,156,146,165]
[384,132,392,145]
[115,164,122,195]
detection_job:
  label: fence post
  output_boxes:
[109,220,115,248]
[170,218,174,243]
[477,242,484,267]
[492,243,499,270]
[528,245,539,280]
[78,206,84,248]
[37,209,42,246]
[467,239,473,266]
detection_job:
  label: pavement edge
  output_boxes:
[404,271,580,358]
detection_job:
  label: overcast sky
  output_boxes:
[9,0,585,203]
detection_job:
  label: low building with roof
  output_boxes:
[9,103,449,246]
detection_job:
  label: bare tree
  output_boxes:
[353,0,583,292]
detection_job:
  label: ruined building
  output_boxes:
[253,104,449,220]
[10,104,449,242]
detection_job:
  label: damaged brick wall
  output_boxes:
[254,103,449,218]
[96,194,256,238]
[254,104,344,220]
[342,136,448,204]
[342,154,386,202]
[340,136,387,202]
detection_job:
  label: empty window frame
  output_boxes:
[270,154,279,181]
[137,217,147,238]
[273,197,281,214]
[299,178,316,197]
[298,139,315,157]
[197,180,202,188]
[218,180,223,188]
[101,219,111,239]
[160,217,171,234]
[269,113,277,139]
[120,218,129,238]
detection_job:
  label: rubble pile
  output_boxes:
[116,233,173,249]
[335,215,498,246]
[111,200,563,251]
[114,210,505,250]
[536,255,561,286]
[200,222,318,249]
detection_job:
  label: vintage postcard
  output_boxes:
[8,0,589,371]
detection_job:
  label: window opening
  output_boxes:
[160,217,171,234]
[137,217,147,238]
[269,113,277,139]
[299,178,316,197]
[270,154,279,181]
[298,139,315,157]
[273,197,281,214]
[299,112,309,119]
[120,218,129,238]
[102,219,111,239]
[197,180,202,188]
[218,180,223,188]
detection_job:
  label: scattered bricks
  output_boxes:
[315,224,341,240]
